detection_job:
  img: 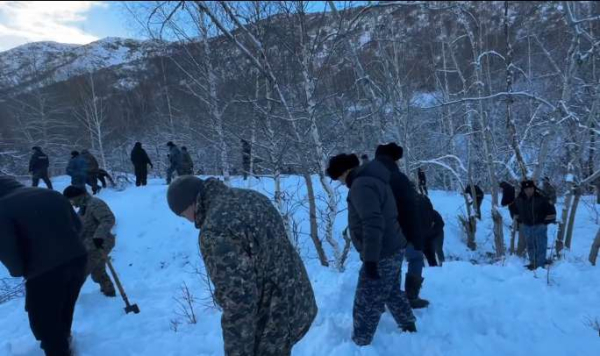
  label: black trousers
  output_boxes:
[25,255,87,356]
[134,165,148,186]
[32,169,53,190]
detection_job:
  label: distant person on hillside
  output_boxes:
[63,185,116,297]
[541,177,557,205]
[180,146,194,176]
[29,146,53,189]
[514,180,556,270]
[326,153,416,346]
[166,141,182,184]
[0,176,87,356]
[66,151,88,188]
[417,167,428,196]
[242,139,251,180]
[166,176,317,355]
[465,184,484,220]
[81,149,101,194]
[130,142,153,187]
[375,143,429,309]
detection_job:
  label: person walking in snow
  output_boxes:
[66,151,88,188]
[63,185,117,297]
[0,176,87,356]
[514,180,556,270]
[130,142,153,186]
[81,149,101,195]
[423,208,445,267]
[166,141,183,184]
[166,176,317,356]
[29,146,53,189]
[180,146,194,175]
[417,167,428,196]
[326,153,417,346]
[375,143,429,309]
[465,184,484,220]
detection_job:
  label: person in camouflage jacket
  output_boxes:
[167,176,317,356]
[63,185,116,297]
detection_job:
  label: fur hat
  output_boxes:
[63,185,86,199]
[166,141,175,147]
[521,180,536,189]
[375,143,404,161]
[167,176,205,215]
[326,154,359,180]
[32,146,41,151]
[71,151,80,158]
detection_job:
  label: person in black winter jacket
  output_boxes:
[375,143,429,309]
[326,153,416,345]
[0,176,87,356]
[423,209,445,266]
[499,181,518,219]
[417,168,428,196]
[29,146,53,189]
[465,184,484,220]
[130,142,153,186]
[514,180,556,269]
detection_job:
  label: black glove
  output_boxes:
[364,261,380,280]
[93,238,104,249]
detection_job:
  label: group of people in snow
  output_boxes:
[1,137,561,356]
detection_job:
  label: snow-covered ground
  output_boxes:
[1,175,599,356]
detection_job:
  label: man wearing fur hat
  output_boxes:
[375,143,429,309]
[166,176,317,356]
[326,153,416,346]
[63,185,117,297]
[514,180,556,269]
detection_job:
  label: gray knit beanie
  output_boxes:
[167,176,204,215]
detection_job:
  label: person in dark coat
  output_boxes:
[29,146,53,189]
[423,209,445,267]
[81,150,101,195]
[166,141,183,184]
[180,146,194,175]
[375,143,429,309]
[130,142,153,187]
[66,151,88,188]
[514,180,557,270]
[326,153,416,346]
[417,168,428,196]
[0,176,88,356]
[499,181,518,219]
[465,184,484,220]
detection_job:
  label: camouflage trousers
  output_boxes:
[86,236,116,295]
[352,251,416,346]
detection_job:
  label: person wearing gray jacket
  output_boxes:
[166,141,183,184]
[326,153,416,346]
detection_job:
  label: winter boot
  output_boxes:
[405,274,430,309]
[401,322,417,333]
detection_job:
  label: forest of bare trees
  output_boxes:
[1,1,599,263]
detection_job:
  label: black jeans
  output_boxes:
[32,169,53,190]
[134,165,148,186]
[25,255,87,356]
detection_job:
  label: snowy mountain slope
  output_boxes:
[1,176,599,356]
[0,38,163,92]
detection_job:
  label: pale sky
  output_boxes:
[0,1,132,52]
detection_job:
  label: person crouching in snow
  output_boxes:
[514,180,556,270]
[167,176,317,356]
[326,153,417,346]
[63,185,117,297]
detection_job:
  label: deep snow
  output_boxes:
[1,175,599,356]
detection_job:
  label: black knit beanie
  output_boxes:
[375,143,404,161]
[63,185,86,199]
[326,154,360,180]
[167,176,205,215]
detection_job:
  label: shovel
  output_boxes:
[106,258,140,314]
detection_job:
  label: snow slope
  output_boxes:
[1,176,599,356]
